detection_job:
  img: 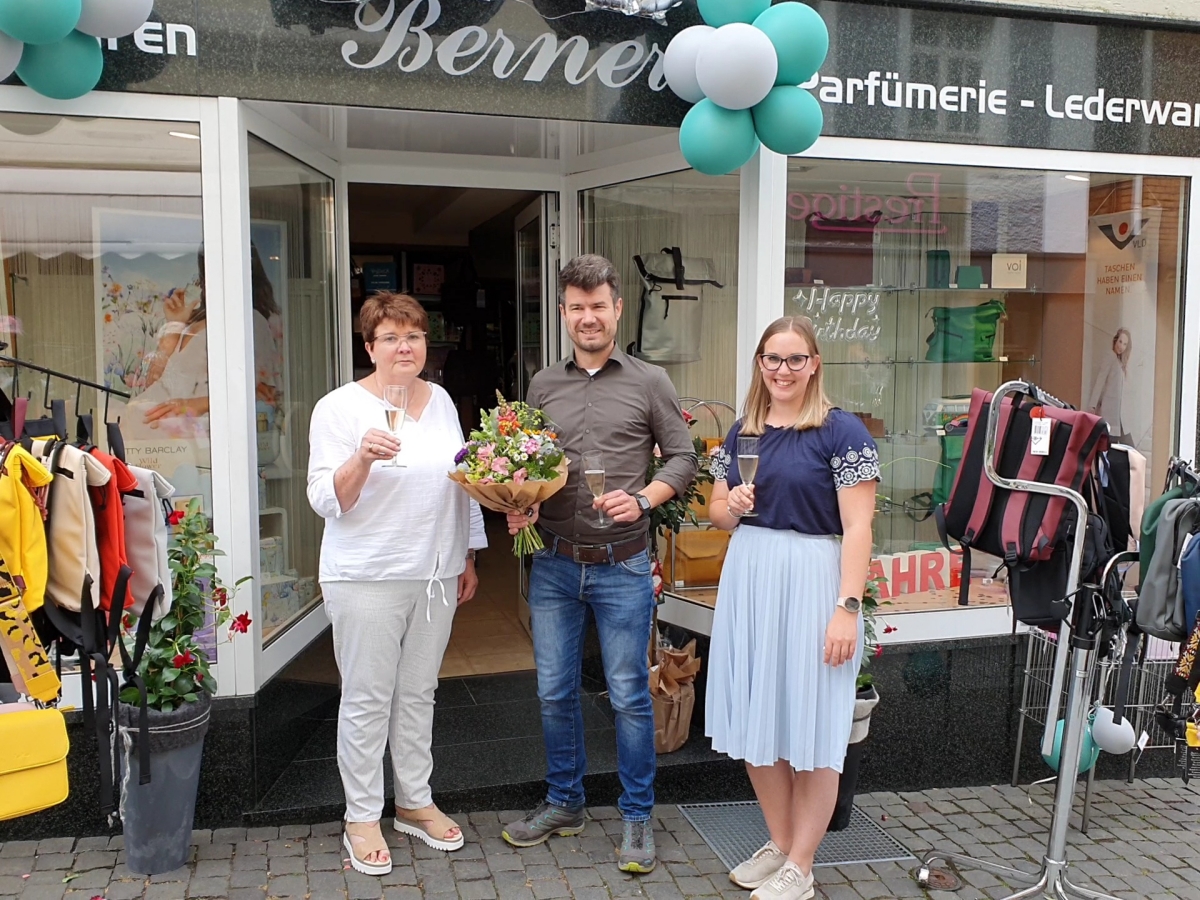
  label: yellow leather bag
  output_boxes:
[664,529,730,589]
[0,704,69,820]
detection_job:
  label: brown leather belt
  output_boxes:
[548,532,648,565]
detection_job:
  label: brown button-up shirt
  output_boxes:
[527,346,699,545]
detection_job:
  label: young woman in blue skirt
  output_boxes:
[706,316,879,900]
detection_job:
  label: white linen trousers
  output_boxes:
[324,577,457,822]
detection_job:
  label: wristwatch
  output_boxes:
[635,493,652,517]
[836,596,862,614]
[466,549,477,562]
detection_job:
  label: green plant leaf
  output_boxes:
[183,692,198,703]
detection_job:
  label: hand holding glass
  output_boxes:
[383,385,408,468]
[736,436,759,517]
[582,450,612,529]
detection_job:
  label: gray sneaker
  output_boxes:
[617,820,656,873]
[750,860,814,900]
[501,801,586,847]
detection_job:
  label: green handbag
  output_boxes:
[925,300,1006,362]
[933,416,969,506]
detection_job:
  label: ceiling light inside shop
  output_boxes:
[169,131,200,140]
[1064,174,1090,182]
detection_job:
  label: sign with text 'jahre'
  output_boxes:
[90,0,1200,155]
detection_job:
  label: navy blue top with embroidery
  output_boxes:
[710,409,880,536]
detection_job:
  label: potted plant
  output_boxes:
[116,499,251,875]
[829,572,891,832]
[647,409,716,599]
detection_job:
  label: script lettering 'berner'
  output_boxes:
[341,0,667,90]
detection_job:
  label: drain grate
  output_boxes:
[677,801,915,870]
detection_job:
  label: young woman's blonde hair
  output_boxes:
[740,315,833,435]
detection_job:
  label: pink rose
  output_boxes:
[513,468,528,484]
[491,457,510,474]
[478,443,495,460]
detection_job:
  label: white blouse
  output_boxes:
[307,382,486,589]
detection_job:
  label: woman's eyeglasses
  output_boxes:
[373,332,427,348]
[759,353,811,372]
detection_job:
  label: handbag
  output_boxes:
[924,300,1006,362]
[663,528,729,589]
[0,703,69,820]
[632,248,722,365]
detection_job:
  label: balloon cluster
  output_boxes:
[0,0,154,101]
[664,0,828,176]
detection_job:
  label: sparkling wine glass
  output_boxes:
[582,450,612,529]
[736,435,759,517]
[384,384,408,468]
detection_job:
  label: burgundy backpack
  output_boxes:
[937,388,1110,627]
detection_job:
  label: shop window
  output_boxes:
[784,159,1186,614]
[580,169,740,606]
[0,113,210,517]
[247,137,337,645]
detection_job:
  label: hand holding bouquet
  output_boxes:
[450,392,569,556]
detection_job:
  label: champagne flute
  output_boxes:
[383,384,408,468]
[582,450,612,530]
[736,435,759,517]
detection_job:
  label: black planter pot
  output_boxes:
[829,738,868,832]
[117,693,211,875]
[828,685,879,833]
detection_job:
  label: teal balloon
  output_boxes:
[752,86,823,155]
[1041,719,1101,775]
[17,31,103,100]
[754,2,830,85]
[0,0,82,45]
[679,100,759,177]
[697,0,770,28]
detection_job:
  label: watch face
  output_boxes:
[637,495,651,511]
[841,596,861,613]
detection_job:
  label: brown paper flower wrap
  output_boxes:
[649,639,702,753]
[448,459,570,555]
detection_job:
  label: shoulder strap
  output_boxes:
[117,585,160,786]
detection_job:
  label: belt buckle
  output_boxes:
[572,543,604,564]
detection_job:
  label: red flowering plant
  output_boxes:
[856,572,892,691]
[119,498,251,712]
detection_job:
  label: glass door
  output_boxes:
[515,194,559,633]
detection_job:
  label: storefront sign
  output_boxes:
[87,0,1200,156]
[787,171,943,232]
[868,548,962,600]
[1082,209,1161,449]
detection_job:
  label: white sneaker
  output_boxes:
[730,840,788,889]
[749,861,814,900]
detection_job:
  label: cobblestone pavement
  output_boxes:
[1,779,1197,900]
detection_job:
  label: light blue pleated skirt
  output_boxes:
[705,526,864,772]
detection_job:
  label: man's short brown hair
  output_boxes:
[359,292,429,342]
[558,254,620,305]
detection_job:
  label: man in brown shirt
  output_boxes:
[501,255,698,874]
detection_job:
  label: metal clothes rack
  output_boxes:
[0,346,131,436]
[917,380,1122,900]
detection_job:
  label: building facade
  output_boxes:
[1,0,1198,835]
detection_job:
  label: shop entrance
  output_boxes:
[286,183,560,682]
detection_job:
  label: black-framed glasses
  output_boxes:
[759,353,811,372]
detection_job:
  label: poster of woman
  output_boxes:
[1085,327,1132,444]
[96,210,286,512]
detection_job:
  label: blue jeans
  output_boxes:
[527,541,657,822]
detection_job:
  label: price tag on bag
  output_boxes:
[1031,417,1051,456]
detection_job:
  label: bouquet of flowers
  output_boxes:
[450,392,569,556]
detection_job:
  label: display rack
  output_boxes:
[917,381,1122,900]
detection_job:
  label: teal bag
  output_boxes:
[925,300,1006,362]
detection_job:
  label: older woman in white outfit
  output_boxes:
[307,292,486,876]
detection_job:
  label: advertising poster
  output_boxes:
[95,209,212,512]
[1081,209,1160,452]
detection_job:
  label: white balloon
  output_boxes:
[695,23,778,111]
[0,30,20,83]
[1091,707,1137,755]
[77,0,155,39]
[663,24,714,104]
